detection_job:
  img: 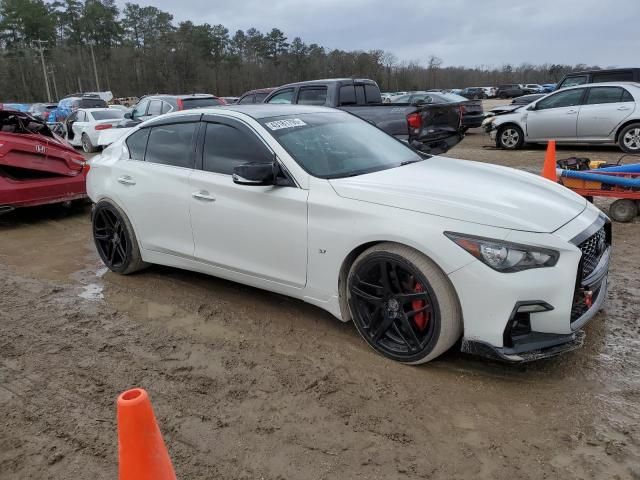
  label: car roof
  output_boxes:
[159,104,338,120]
[80,108,116,112]
[562,81,640,89]
[279,78,377,88]
[565,68,640,76]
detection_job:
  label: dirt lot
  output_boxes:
[1,116,639,479]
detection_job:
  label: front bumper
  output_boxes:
[449,211,611,362]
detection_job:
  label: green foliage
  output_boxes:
[0,0,600,102]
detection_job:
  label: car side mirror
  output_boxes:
[233,162,276,186]
[124,112,132,119]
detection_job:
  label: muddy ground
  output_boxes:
[1,118,639,479]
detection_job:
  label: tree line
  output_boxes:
[0,0,602,102]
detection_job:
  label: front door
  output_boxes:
[525,88,586,141]
[189,116,308,288]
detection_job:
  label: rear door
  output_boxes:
[577,86,635,140]
[189,115,308,287]
[71,110,89,141]
[525,88,585,141]
[111,117,200,256]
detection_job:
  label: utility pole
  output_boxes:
[31,40,52,102]
[89,42,100,91]
[48,68,59,101]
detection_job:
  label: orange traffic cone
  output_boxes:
[541,140,557,182]
[117,388,177,480]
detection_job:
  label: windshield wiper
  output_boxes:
[399,158,423,166]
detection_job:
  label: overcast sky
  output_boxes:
[124,0,638,67]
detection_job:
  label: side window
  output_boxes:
[254,92,269,103]
[147,100,162,116]
[363,84,382,103]
[592,72,633,83]
[202,122,272,175]
[76,111,86,122]
[238,94,255,104]
[297,87,327,106]
[145,123,197,168]
[585,87,625,105]
[161,102,172,114]
[126,129,150,161]
[338,85,356,105]
[267,89,294,104]
[535,89,584,110]
[67,112,78,122]
[558,76,588,89]
[132,100,149,118]
[354,85,366,105]
[622,89,634,102]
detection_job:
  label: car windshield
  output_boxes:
[91,110,124,120]
[180,97,221,109]
[260,112,422,179]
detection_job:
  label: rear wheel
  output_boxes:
[346,243,462,364]
[618,123,640,153]
[609,199,638,223]
[92,201,148,274]
[81,133,97,153]
[497,125,524,149]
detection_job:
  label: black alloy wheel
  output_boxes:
[93,206,129,270]
[348,256,441,362]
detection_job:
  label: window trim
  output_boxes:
[534,88,586,110]
[198,114,298,187]
[295,86,328,106]
[583,86,629,105]
[266,88,295,104]
[125,127,151,162]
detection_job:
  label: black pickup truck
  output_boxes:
[263,78,464,154]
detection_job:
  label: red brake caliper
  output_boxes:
[412,283,429,331]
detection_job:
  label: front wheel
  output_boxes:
[618,123,640,153]
[497,125,524,149]
[609,199,638,223]
[92,201,148,274]
[346,243,462,364]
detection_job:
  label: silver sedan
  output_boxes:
[486,82,640,153]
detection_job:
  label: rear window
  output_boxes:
[91,110,124,120]
[78,98,107,108]
[364,84,382,103]
[180,97,222,110]
[558,76,588,89]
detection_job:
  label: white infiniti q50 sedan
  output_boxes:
[87,105,611,364]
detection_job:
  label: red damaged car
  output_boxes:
[0,108,87,214]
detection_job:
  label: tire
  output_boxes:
[618,123,640,153]
[81,133,97,153]
[92,200,148,274]
[346,243,462,364]
[496,124,524,149]
[499,93,508,99]
[609,199,638,223]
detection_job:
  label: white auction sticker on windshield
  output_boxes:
[265,119,307,130]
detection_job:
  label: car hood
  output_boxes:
[329,157,586,233]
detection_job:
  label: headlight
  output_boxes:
[444,232,559,272]
[481,116,496,127]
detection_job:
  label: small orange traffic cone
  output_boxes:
[541,140,557,182]
[117,388,177,480]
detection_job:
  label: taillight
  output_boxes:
[460,105,467,114]
[177,98,184,110]
[95,124,113,130]
[407,112,422,130]
[43,111,50,120]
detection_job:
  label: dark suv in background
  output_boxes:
[495,84,524,99]
[556,68,640,90]
[237,88,276,104]
[122,94,224,126]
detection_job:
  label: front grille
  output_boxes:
[578,227,607,278]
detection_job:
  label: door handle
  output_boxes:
[192,191,216,202]
[618,106,631,111]
[566,110,577,114]
[117,175,136,185]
